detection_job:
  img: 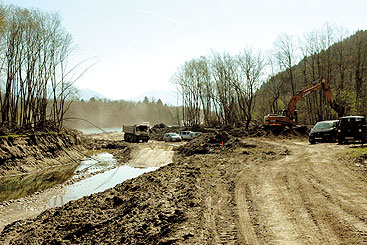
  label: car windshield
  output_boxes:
[340,117,366,127]
[169,133,179,136]
[313,122,333,129]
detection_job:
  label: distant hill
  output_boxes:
[78,89,107,101]
[127,90,180,106]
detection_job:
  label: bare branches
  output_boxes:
[0,5,85,131]
[171,49,265,128]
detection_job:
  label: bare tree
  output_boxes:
[233,48,265,129]
[273,33,297,96]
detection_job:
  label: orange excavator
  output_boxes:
[263,77,345,128]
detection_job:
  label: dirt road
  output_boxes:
[172,137,367,244]
[235,139,367,244]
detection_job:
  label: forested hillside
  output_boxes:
[257,30,367,125]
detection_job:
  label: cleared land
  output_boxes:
[1,132,367,244]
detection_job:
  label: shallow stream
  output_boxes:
[0,152,156,205]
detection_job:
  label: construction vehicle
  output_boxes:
[123,122,150,143]
[263,77,345,128]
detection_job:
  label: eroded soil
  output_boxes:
[2,133,367,244]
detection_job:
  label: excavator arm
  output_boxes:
[286,77,344,120]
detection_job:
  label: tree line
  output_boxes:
[172,49,264,129]
[0,4,80,132]
[64,97,179,129]
[172,25,367,127]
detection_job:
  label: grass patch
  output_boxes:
[343,146,367,158]
[0,134,21,139]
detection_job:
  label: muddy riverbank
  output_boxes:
[0,130,84,177]
[0,131,176,233]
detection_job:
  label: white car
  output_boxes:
[163,133,182,142]
[179,131,193,140]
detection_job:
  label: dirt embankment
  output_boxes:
[0,130,85,177]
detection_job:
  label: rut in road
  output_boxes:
[235,139,367,244]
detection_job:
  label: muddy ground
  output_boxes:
[0,131,177,233]
[2,130,367,244]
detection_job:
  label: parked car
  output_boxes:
[187,132,202,140]
[179,131,193,140]
[163,133,182,142]
[309,120,339,144]
[337,116,367,144]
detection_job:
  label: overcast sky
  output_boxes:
[3,0,367,100]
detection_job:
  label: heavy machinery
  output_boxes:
[263,77,345,128]
[123,122,150,143]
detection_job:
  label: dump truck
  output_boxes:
[123,123,150,143]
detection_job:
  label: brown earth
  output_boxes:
[0,130,85,177]
[1,131,367,244]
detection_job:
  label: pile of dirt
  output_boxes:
[177,131,240,156]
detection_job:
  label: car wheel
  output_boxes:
[309,138,315,144]
[330,136,337,143]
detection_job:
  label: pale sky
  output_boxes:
[3,0,367,100]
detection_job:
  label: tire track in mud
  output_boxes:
[199,160,239,244]
[235,139,367,244]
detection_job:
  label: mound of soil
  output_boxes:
[177,131,240,156]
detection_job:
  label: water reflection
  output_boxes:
[75,152,116,176]
[48,165,157,208]
[0,164,77,202]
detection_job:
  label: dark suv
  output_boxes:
[309,120,339,144]
[337,116,367,144]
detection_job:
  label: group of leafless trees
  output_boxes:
[172,49,264,129]
[0,5,78,131]
[174,24,367,127]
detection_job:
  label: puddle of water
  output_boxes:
[0,152,116,203]
[0,164,77,202]
[75,152,116,176]
[78,128,121,135]
[47,165,157,208]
